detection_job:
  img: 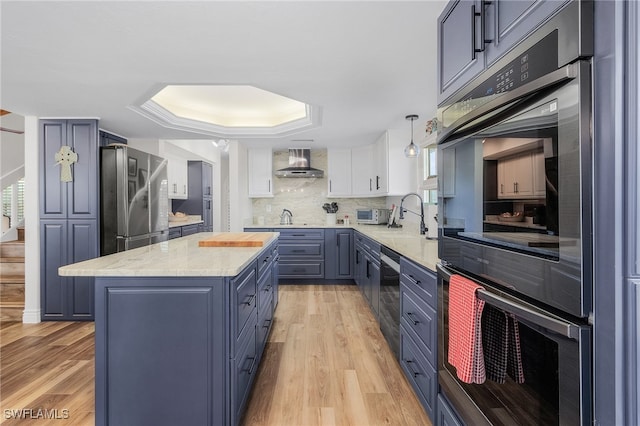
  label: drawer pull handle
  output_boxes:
[405,360,421,378]
[291,249,305,253]
[408,274,421,285]
[293,269,306,273]
[263,319,272,329]
[245,294,256,306]
[265,285,272,292]
[243,356,257,375]
[292,234,305,237]
[263,256,270,263]
[406,312,419,325]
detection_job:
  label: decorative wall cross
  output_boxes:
[54,145,78,182]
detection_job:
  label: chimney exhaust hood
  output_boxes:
[275,148,324,178]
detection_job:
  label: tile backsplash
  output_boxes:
[251,149,386,225]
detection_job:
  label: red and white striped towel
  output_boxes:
[448,274,486,384]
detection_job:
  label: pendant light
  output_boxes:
[404,114,420,158]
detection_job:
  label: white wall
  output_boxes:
[0,113,25,190]
[228,141,251,231]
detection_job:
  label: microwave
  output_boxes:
[356,208,389,224]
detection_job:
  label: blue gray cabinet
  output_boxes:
[278,228,325,279]
[399,257,438,419]
[325,228,354,280]
[181,223,200,237]
[39,119,99,320]
[94,242,278,426]
[354,231,381,317]
[40,120,99,219]
[438,0,486,104]
[438,0,571,103]
[172,161,213,232]
[483,0,568,66]
[168,227,182,240]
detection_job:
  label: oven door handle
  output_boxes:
[437,263,580,340]
[438,62,579,143]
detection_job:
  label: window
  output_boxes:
[2,178,25,224]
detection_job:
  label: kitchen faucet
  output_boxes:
[399,193,427,235]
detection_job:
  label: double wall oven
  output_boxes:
[436,1,593,425]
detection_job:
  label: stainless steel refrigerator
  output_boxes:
[100,145,169,255]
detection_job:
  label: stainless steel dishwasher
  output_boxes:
[379,246,401,360]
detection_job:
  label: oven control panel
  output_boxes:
[441,30,559,127]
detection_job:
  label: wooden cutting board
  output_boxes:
[198,232,272,247]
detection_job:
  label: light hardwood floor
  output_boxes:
[0,285,430,426]
[243,285,431,426]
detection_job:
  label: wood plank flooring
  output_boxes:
[0,285,430,426]
[0,321,95,425]
[242,285,431,426]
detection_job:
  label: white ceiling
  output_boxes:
[0,1,447,149]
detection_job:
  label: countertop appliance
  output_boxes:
[100,145,169,255]
[379,246,401,360]
[280,209,293,225]
[435,1,593,425]
[356,208,389,225]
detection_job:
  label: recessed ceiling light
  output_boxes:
[130,84,322,138]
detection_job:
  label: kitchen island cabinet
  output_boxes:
[59,232,279,426]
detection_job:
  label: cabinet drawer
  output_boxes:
[258,267,274,312]
[400,258,437,309]
[232,265,257,347]
[257,292,274,357]
[168,228,182,240]
[181,224,199,236]
[278,229,324,240]
[233,324,258,424]
[257,244,277,279]
[279,243,323,257]
[401,285,436,366]
[399,327,437,419]
[279,261,324,278]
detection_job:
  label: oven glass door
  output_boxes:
[437,61,591,318]
[438,266,591,425]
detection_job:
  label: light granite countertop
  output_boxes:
[245,223,439,272]
[59,232,279,277]
[169,215,204,229]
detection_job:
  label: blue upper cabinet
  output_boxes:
[438,0,486,105]
[438,0,571,104]
[40,119,99,219]
[483,0,569,67]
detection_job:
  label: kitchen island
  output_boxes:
[59,232,280,426]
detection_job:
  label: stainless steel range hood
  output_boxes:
[275,148,324,178]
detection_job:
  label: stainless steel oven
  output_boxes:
[436,1,593,424]
[437,14,592,319]
[438,264,591,425]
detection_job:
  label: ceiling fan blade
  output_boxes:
[0,110,11,116]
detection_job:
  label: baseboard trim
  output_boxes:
[22,308,41,323]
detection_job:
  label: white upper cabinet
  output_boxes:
[497,149,545,199]
[351,144,375,196]
[248,148,273,198]
[384,129,416,196]
[325,129,417,198]
[327,149,352,197]
[167,156,188,200]
[373,133,388,195]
